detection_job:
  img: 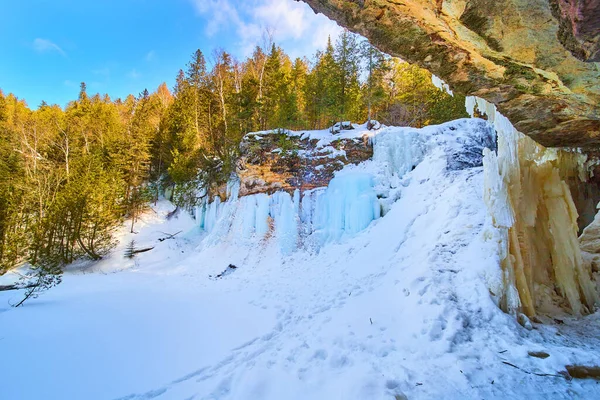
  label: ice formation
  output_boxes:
[468,96,599,316]
[580,201,600,274]
[195,169,381,253]
[301,172,380,244]
[194,119,495,256]
[431,74,453,96]
[192,106,599,317]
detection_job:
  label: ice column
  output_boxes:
[470,96,599,316]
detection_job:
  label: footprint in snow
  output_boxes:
[313,349,328,360]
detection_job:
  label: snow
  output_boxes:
[431,74,453,96]
[302,125,373,148]
[1,119,600,399]
[197,119,496,254]
[249,123,376,150]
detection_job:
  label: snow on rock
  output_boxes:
[237,125,374,197]
[431,74,453,96]
[197,119,496,253]
[330,121,354,133]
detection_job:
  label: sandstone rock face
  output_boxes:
[300,0,600,148]
[237,127,373,197]
[550,0,600,62]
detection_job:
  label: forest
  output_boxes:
[0,31,466,278]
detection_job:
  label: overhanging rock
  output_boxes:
[299,0,600,148]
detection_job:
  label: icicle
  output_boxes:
[310,172,380,245]
[431,74,453,96]
[473,95,599,316]
[271,192,299,255]
[482,148,515,228]
[372,128,424,180]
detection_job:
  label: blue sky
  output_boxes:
[0,0,341,108]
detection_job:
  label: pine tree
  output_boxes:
[263,44,296,130]
[360,41,388,128]
[289,58,308,129]
[0,92,27,273]
[122,89,158,232]
[149,83,173,202]
[124,240,136,259]
[186,50,211,150]
[0,32,470,292]
[248,46,269,129]
[380,60,467,127]
[334,30,361,128]
[236,64,260,134]
[304,38,338,129]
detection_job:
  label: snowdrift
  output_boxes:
[1,119,599,400]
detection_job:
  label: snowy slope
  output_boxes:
[1,119,600,400]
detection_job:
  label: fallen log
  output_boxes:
[131,247,154,255]
[501,361,566,379]
[158,231,182,242]
[166,207,179,220]
[0,283,36,292]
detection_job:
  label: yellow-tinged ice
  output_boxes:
[468,96,599,317]
[580,202,600,274]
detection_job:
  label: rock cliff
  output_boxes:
[300,0,600,148]
[236,126,374,197]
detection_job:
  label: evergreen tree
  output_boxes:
[263,44,299,130]
[381,60,467,127]
[360,41,388,127]
[149,83,173,202]
[210,49,235,152]
[334,30,361,127]
[289,58,308,129]
[0,33,470,294]
[122,89,159,232]
[186,50,211,151]
[304,37,338,129]
[236,63,260,134]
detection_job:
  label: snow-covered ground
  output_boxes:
[1,119,599,400]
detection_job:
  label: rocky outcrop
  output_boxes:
[300,0,600,148]
[550,0,600,62]
[237,128,373,197]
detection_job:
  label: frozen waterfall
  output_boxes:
[195,119,495,253]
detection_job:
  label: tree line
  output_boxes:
[0,30,467,276]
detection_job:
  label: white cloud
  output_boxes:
[128,69,141,79]
[145,50,156,62]
[33,38,66,56]
[189,0,342,58]
[92,67,110,76]
[253,0,307,40]
[192,0,244,37]
[311,18,342,49]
